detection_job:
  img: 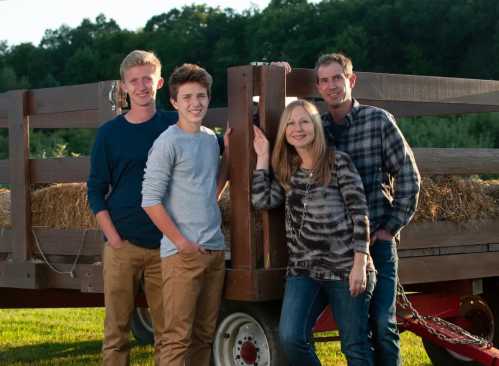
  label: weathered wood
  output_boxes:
[29,82,104,115]
[227,66,258,270]
[8,90,32,261]
[0,228,103,256]
[399,252,499,284]
[401,219,499,250]
[0,262,47,288]
[80,263,104,293]
[30,156,90,183]
[28,110,102,129]
[285,69,499,106]
[257,65,288,269]
[0,160,8,183]
[413,148,499,175]
[224,268,286,301]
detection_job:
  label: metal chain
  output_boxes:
[32,229,88,278]
[396,280,492,347]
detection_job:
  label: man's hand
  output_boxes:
[177,238,206,254]
[270,61,292,74]
[372,228,394,242]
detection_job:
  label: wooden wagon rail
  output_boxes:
[1,66,499,302]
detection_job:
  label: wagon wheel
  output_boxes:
[213,301,287,366]
[422,296,495,366]
[131,306,155,345]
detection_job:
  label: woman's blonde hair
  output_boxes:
[271,99,334,190]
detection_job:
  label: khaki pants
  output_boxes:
[161,251,225,366]
[102,241,166,366]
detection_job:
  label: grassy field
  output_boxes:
[0,308,432,365]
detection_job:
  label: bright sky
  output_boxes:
[0,0,273,47]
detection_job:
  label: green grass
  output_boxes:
[0,308,431,365]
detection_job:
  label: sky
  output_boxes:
[0,0,274,47]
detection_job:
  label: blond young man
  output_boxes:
[87,50,177,365]
[142,64,229,366]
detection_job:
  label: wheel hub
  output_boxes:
[240,339,258,364]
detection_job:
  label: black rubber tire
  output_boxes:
[131,307,155,345]
[213,300,287,366]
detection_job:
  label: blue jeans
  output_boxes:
[279,274,375,366]
[370,239,401,366]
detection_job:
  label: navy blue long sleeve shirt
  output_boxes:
[87,110,177,249]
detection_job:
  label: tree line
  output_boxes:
[1,0,499,106]
[1,0,499,159]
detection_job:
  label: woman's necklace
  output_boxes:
[286,169,313,243]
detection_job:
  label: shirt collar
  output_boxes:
[322,99,361,128]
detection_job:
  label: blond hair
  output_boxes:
[271,99,334,190]
[119,50,161,80]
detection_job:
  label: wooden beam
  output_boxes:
[0,228,103,256]
[227,66,258,271]
[401,219,499,250]
[285,69,499,106]
[413,148,499,175]
[8,90,32,261]
[30,156,90,183]
[257,65,287,269]
[0,160,8,183]
[399,252,499,284]
[205,107,228,129]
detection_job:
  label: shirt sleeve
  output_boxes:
[251,169,285,209]
[87,127,110,214]
[381,112,421,236]
[141,134,175,207]
[336,151,370,254]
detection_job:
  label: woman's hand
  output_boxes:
[253,126,270,170]
[349,252,368,297]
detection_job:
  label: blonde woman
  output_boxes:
[251,99,375,366]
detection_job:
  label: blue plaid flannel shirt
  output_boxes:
[322,99,421,236]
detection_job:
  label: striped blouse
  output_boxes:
[251,150,374,280]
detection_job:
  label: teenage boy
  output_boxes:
[87,50,177,366]
[315,53,421,366]
[142,63,228,366]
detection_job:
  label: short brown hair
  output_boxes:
[314,53,353,81]
[168,64,213,101]
[119,50,161,80]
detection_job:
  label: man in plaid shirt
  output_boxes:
[315,53,421,366]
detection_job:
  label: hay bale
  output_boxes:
[0,183,98,229]
[413,176,499,223]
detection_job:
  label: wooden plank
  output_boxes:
[285,69,499,106]
[8,90,32,261]
[401,219,499,250]
[399,252,499,284]
[0,160,8,183]
[224,268,286,301]
[79,263,104,293]
[28,82,104,115]
[227,66,258,270]
[413,148,499,175]
[258,65,288,269]
[30,228,103,256]
[0,262,47,289]
[30,156,90,183]
[30,110,103,129]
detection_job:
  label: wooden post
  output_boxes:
[257,65,287,269]
[224,66,259,300]
[7,90,31,261]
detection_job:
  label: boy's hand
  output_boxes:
[177,238,206,254]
